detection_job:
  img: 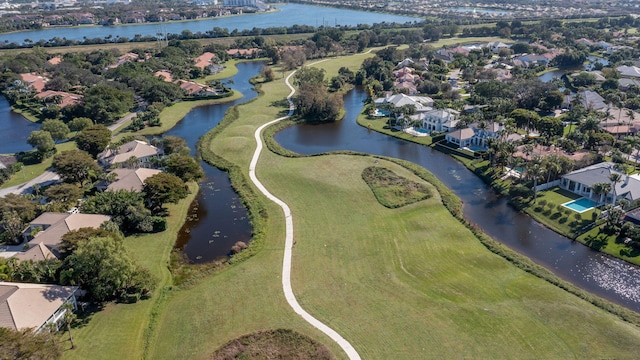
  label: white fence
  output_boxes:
[533,180,560,192]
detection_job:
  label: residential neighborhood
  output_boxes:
[1,5,640,359]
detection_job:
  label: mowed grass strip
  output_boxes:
[62,183,198,360]
[264,155,640,359]
[362,166,432,208]
[150,52,640,359]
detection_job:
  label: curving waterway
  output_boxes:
[274,87,640,313]
[166,62,264,263]
[0,4,418,45]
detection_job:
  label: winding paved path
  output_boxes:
[248,71,362,360]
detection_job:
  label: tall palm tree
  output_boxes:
[591,182,611,206]
[528,163,545,203]
[609,172,623,205]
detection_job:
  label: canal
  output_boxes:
[274,87,640,312]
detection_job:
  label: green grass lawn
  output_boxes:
[114,93,243,140]
[0,141,77,189]
[147,53,640,359]
[522,187,597,238]
[357,114,434,146]
[428,36,513,48]
[577,226,640,266]
[63,183,198,360]
[197,59,243,83]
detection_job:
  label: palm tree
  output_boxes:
[591,182,611,206]
[527,163,545,203]
[609,172,623,205]
[543,155,562,184]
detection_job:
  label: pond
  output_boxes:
[165,62,263,263]
[274,87,640,313]
[0,96,40,154]
[0,4,419,45]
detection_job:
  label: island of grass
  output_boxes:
[142,56,640,359]
[362,165,432,208]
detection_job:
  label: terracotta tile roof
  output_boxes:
[19,73,48,93]
[193,52,216,69]
[35,90,82,108]
[153,71,173,82]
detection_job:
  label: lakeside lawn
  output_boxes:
[113,91,244,141]
[357,113,434,146]
[522,187,597,237]
[0,141,77,189]
[62,182,198,360]
[148,54,640,359]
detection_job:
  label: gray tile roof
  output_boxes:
[562,162,640,201]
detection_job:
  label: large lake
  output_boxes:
[0,4,419,45]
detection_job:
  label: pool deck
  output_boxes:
[403,127,429,137]
[562,198,596,213]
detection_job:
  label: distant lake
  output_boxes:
[0,4,419,45]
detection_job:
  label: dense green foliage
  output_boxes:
[60,236,155,302]
[80,85,134,125]
[0,327,62,360]
[164,154,204,182]
[142,172,189,212]
[75,124,111,157]
[51,149,101,185]
[27,130,55,154]
[82,190,163,233]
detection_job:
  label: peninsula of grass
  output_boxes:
[146,54,640,359]
[362,166,432,208]
[211,329,334,360]
[124,91,243,137]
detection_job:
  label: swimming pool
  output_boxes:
[414,128,429,134]
[563,198,596,213]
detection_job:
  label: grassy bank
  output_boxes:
[357,113,434,146]
[62,182,198,360]
[0,141,76,189]
[119,91,243,138]
[148,53,640,359]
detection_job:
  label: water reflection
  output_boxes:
[274,87,640,312]
[166,62,263,263]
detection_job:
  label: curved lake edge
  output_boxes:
[264,117,640,325]
[354,113,640,268]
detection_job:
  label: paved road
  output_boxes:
[248,68,361,360]
[107,112,136,132]
[0,170,60,197]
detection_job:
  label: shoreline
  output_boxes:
[354,111,640,268]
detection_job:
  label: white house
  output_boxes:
[445,128,475,148]
[445,122,507,149]
[0,282,78,333]
[419,109,460,132]
[373,93,434,113]
[560,162,640,204]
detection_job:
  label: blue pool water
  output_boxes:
[563,198,596,212]
[414,128,429,134]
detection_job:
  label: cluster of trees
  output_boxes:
[293,67,345,122]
